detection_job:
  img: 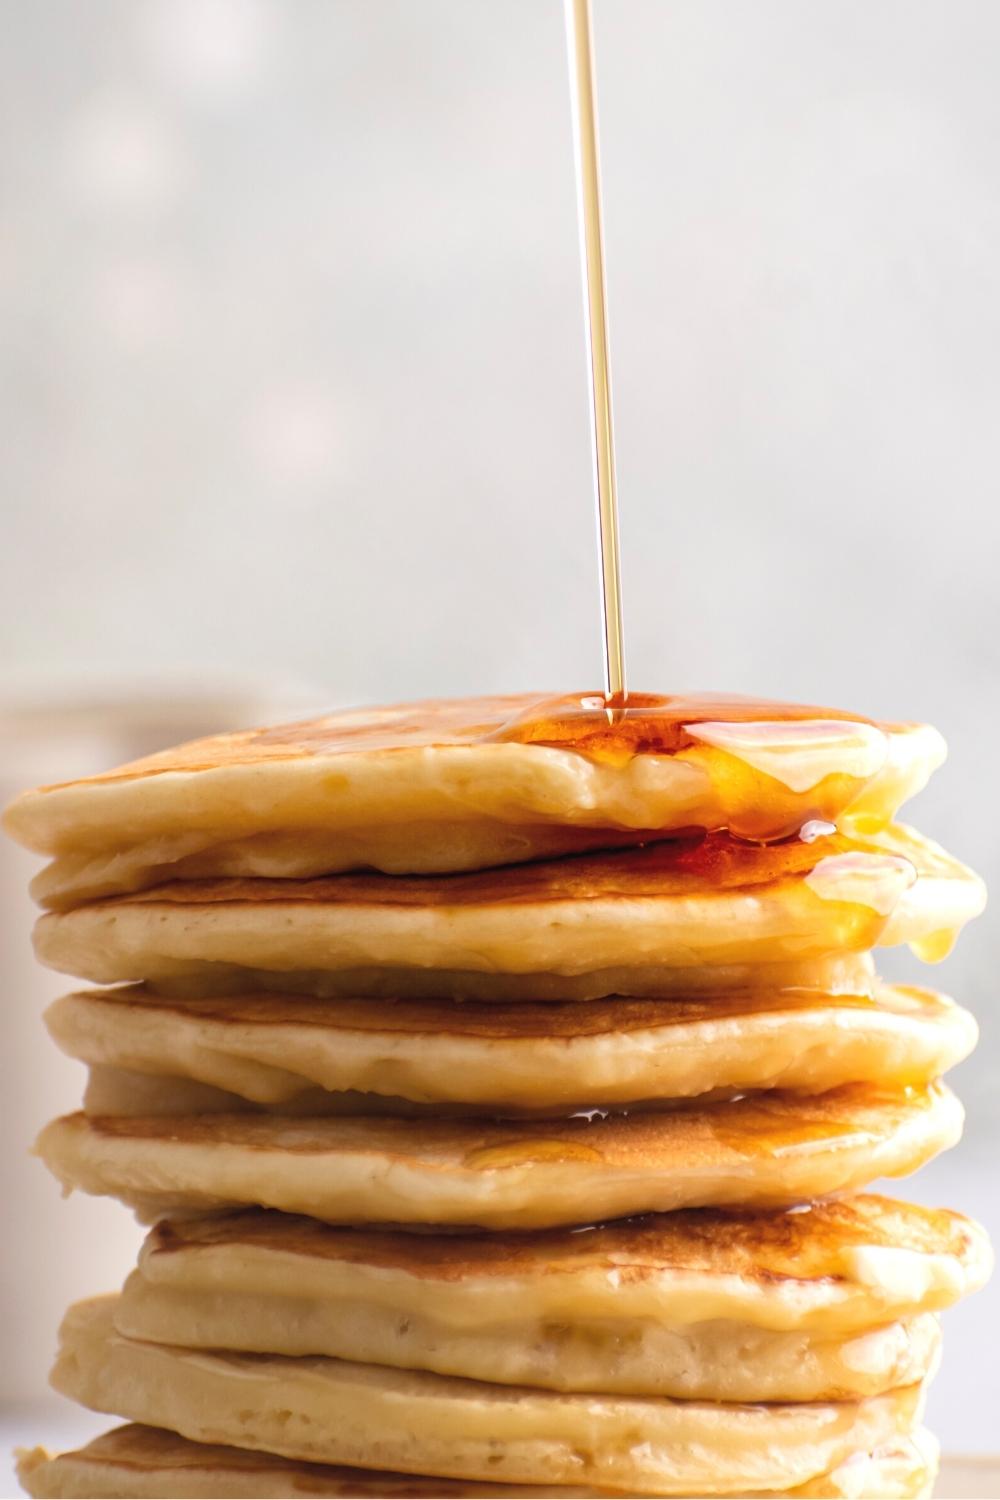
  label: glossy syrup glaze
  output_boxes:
[246,689,885,760]
[22,692,918,851]
[487,691,877,760]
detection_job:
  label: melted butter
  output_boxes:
[462,1139,606,1170]
[683,718,888,795]
[805,849,917,916]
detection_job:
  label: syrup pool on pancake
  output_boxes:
[4,690,948,907]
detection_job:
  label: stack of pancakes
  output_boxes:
[6,692,992,1499]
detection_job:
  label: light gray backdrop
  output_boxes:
[1,0,998,1462]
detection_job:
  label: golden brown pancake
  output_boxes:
[114,1197,986,1399]
[50,1297,929,1495]
[116,1267,940,1402]
[135,952,877,1004]
[16,1423,941,1499]
[30,825,984,993]
[48,981,978,1115]
[34,1084,962,1229]
[132,1197,992,1336]
[3,691,945,906]
[113,1196,973,1400]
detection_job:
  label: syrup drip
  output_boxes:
[463,1139,606,1170]
[487,691,887,839]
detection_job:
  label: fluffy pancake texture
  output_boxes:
[117,1237,943,1401]
[8,689,987,1497]
[111,1192,984,1403]
[3,692,944,906]
[50,1297,928,1496]
[15,1424,941,1500]
[115,1275,939,1402]
[35,1085,962,1229]
[15,1425,621,1500]
[131,1198,993,1336]
[30,825,985,992]
[47,981,977,1115]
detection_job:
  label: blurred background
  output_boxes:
[1,0,998,1478]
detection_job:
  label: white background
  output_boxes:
[1,0,998,1471]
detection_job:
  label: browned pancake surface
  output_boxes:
[142,1193,982,1286]
[24,1424,482,1494]
[29,691,884,790]
[73,981,901,1037]
[77,1083,943,1167]
[103,828,912,910]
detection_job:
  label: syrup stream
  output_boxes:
[564,0,627,702]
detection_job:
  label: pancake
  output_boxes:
[3,692,945,907]
[13,1424,623,1499]
[131,1198,993,1336]
[34,1084,962,1228]
[116,1262,942,1402]
[15,1424,941,1499]
[79,1067,496,1118]
[115,1272,939,1403]
[50,1297,928,1495]
[110,1196,988,1399]
[48,981,978,1115]
[146,952,877,1004]
[31,825,985,993]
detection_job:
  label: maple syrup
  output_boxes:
[488,691,874,761]
[487,690,890,840]
[147,825,913,909]
[565,0,626,699]
[463,1139,606,1170]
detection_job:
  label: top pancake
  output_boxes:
[3,691,945,906]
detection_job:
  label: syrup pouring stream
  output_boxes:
[565,0,627,706]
